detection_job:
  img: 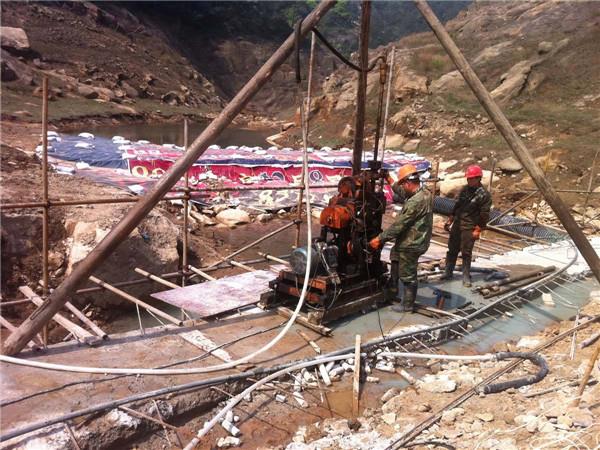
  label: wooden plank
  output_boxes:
[19,286,97,344]
[177,330,232,362]
[322,292,384,323]
[275,307,332,336]
[274,283,326,304]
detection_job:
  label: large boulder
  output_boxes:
[161,91,183,106]
[0,27,30,54]
[215,208,251,227]
[491,60,534,103]
[439,169,492,198]
[473,41,514,66]
[78,84,99,99]
[430,70,465,94]
[392,69,428,100]
[497,156,523,173]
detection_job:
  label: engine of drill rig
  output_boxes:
[290,169,388,282]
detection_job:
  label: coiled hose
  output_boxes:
[477,351,549,394]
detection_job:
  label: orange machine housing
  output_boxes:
[319,202,355,230]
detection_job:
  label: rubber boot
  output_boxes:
[392,282,417,313]
[440,255,456,280]
[462,257,472,287]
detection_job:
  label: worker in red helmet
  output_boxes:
[369,164,433,313]
[441,164,492,287]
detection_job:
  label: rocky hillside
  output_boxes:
[1,1,468,123]
[283,1,600,203]
[1,1,225,124]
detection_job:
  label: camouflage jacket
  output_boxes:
[452,184,492,230]
[379,186,433,259]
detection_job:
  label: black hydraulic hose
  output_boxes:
[0,374,238,443]
[294,19,302,83]
[478,352,549,395]
[312,27,385,73]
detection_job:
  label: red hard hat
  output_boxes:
[465,165,483,179]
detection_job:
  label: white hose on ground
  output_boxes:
[379,352,497,362]
[0,104,314,377]
[182,353,354,450]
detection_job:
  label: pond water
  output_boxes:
[70,121,275,148]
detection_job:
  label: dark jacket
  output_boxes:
[452,184,492,230]
[379,187,433,259]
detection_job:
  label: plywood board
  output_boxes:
[151,270,276,317]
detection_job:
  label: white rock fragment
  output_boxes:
[475,412,494,422]
[542,292,555,306]
[221,419,241,437]
[381,387,400,403]
[293,391,308,408]
[217,436,241,448]
[381,413,396,425]
[275,394,287,403]
[417,374,457,393]
[516,336,542,349]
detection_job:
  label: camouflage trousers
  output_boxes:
[386,251,423,299]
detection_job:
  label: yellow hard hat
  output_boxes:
[397,164,419,182]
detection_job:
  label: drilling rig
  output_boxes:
[260,166,391,327]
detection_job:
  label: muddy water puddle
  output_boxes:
[70,121,274,148]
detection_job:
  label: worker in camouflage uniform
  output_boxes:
[369,164,433,313]
[441,165,492,287]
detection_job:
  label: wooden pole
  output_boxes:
[0,316,42,351]
[431,159,440,207]
[572,341,600,407]
[182,118,190,288]
[372,57,387,162]
[352,0,371,175]
[62,301,108,340]
[352,334,361,416]
[88,276,183,326]
[414,0,600,285]
[380,46,395,164]
[488,157,496,194]
[2,0,336,356]
[295,31,317,248]
[134,267,180,289]
[582,149,598,225]
[41,76,49,346]
[187,265,217,282]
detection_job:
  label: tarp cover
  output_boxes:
[43,134,430,208]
